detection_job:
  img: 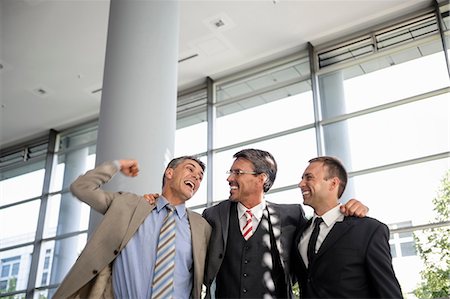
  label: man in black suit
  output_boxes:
[203,149,369,298]
[292,156,403,298]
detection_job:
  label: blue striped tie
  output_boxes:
[151,205,176,299]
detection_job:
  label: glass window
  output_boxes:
[40,234,87,288]
[175,89,207,156]
[340,40,449,114]
[352,158,449,225]
[215,57,312,148]
[215,87,314,148]
[0,166,45,206]
[175,121,207,156]
[0,246,33,292]
[43,257,50,270]
[264,188,314,218]
[1,265,10,278]
[400,242,417,257]
[213,129,317,201]
[43,193,90,239]
[40,272,48,286]
[11,263,19,276]
[0,200,40,248]
[346,93,449,171]
[0,280,7,291]
[390,244,397,258]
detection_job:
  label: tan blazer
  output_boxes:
[53,161,211,299]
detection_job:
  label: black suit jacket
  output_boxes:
[292,216,403,298]
[202,200,306,298]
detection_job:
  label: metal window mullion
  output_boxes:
[206,77,216,207]
[308,42,324,156]
[25,129,59,299]
[434,0,450,78]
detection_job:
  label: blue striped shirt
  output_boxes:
[112,196,193,298]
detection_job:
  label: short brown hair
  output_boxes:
[309,156,348,198]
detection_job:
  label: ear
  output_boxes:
[165,168,174,180]
[329,177,340,192]
[259,173,268,185]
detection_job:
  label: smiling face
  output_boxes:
[298,161,338,210]
[227,158,266,208]
[163,159,204,205]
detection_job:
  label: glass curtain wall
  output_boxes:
[313,6,450,296]
[0,2,448,298]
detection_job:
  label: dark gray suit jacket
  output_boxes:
[202,200,306,298]
[292,216,403,298]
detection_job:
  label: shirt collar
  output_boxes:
[156,196,186,219]
[237,198,266,221]
[313,204,343,227]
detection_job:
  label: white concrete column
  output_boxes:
[90,0,180,233]
[319,71,355,201]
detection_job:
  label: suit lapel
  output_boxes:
[298,218,313,271]
[120,198,155,250]
[187,210,201,261]
[316,218,353,259]
[219,201,232,246]
[266,203,283,262]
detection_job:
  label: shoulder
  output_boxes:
[188,209,212,227]
[202,200,231,216]
[187,209,212,234]
[267,201,306,226]
[267,201,304,216]
[344,216,389,233]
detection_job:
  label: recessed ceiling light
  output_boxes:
[31,86,52,97]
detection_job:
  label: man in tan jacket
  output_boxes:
[53,156,211,299]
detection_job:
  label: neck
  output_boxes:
[161,191,184,206]
[240,193,264,209]
[314,200,339,216]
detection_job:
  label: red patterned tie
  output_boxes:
[242,209,253,240]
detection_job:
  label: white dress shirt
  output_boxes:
[298,204,344,267]
[237,200,266,234]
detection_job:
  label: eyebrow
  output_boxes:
[302,172,313,179]
[187,162,204,176]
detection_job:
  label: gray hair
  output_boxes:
[233,148,277,193]
[162,156,205,188]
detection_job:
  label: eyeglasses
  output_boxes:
[226,169,257,176]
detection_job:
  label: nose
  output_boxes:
[227,174,234,182]
[298,178,305,188]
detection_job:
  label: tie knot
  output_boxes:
[166,204,175,213]
[314,217,323,226]
[245,209,253,219]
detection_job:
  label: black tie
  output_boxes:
[307,217,323,265]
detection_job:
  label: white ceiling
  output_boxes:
[0,0,432,148]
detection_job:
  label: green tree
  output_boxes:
[413,170,450,299]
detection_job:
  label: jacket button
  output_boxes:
[218,253,223,259]
[93,270,98,275]
[114,250,119,255]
